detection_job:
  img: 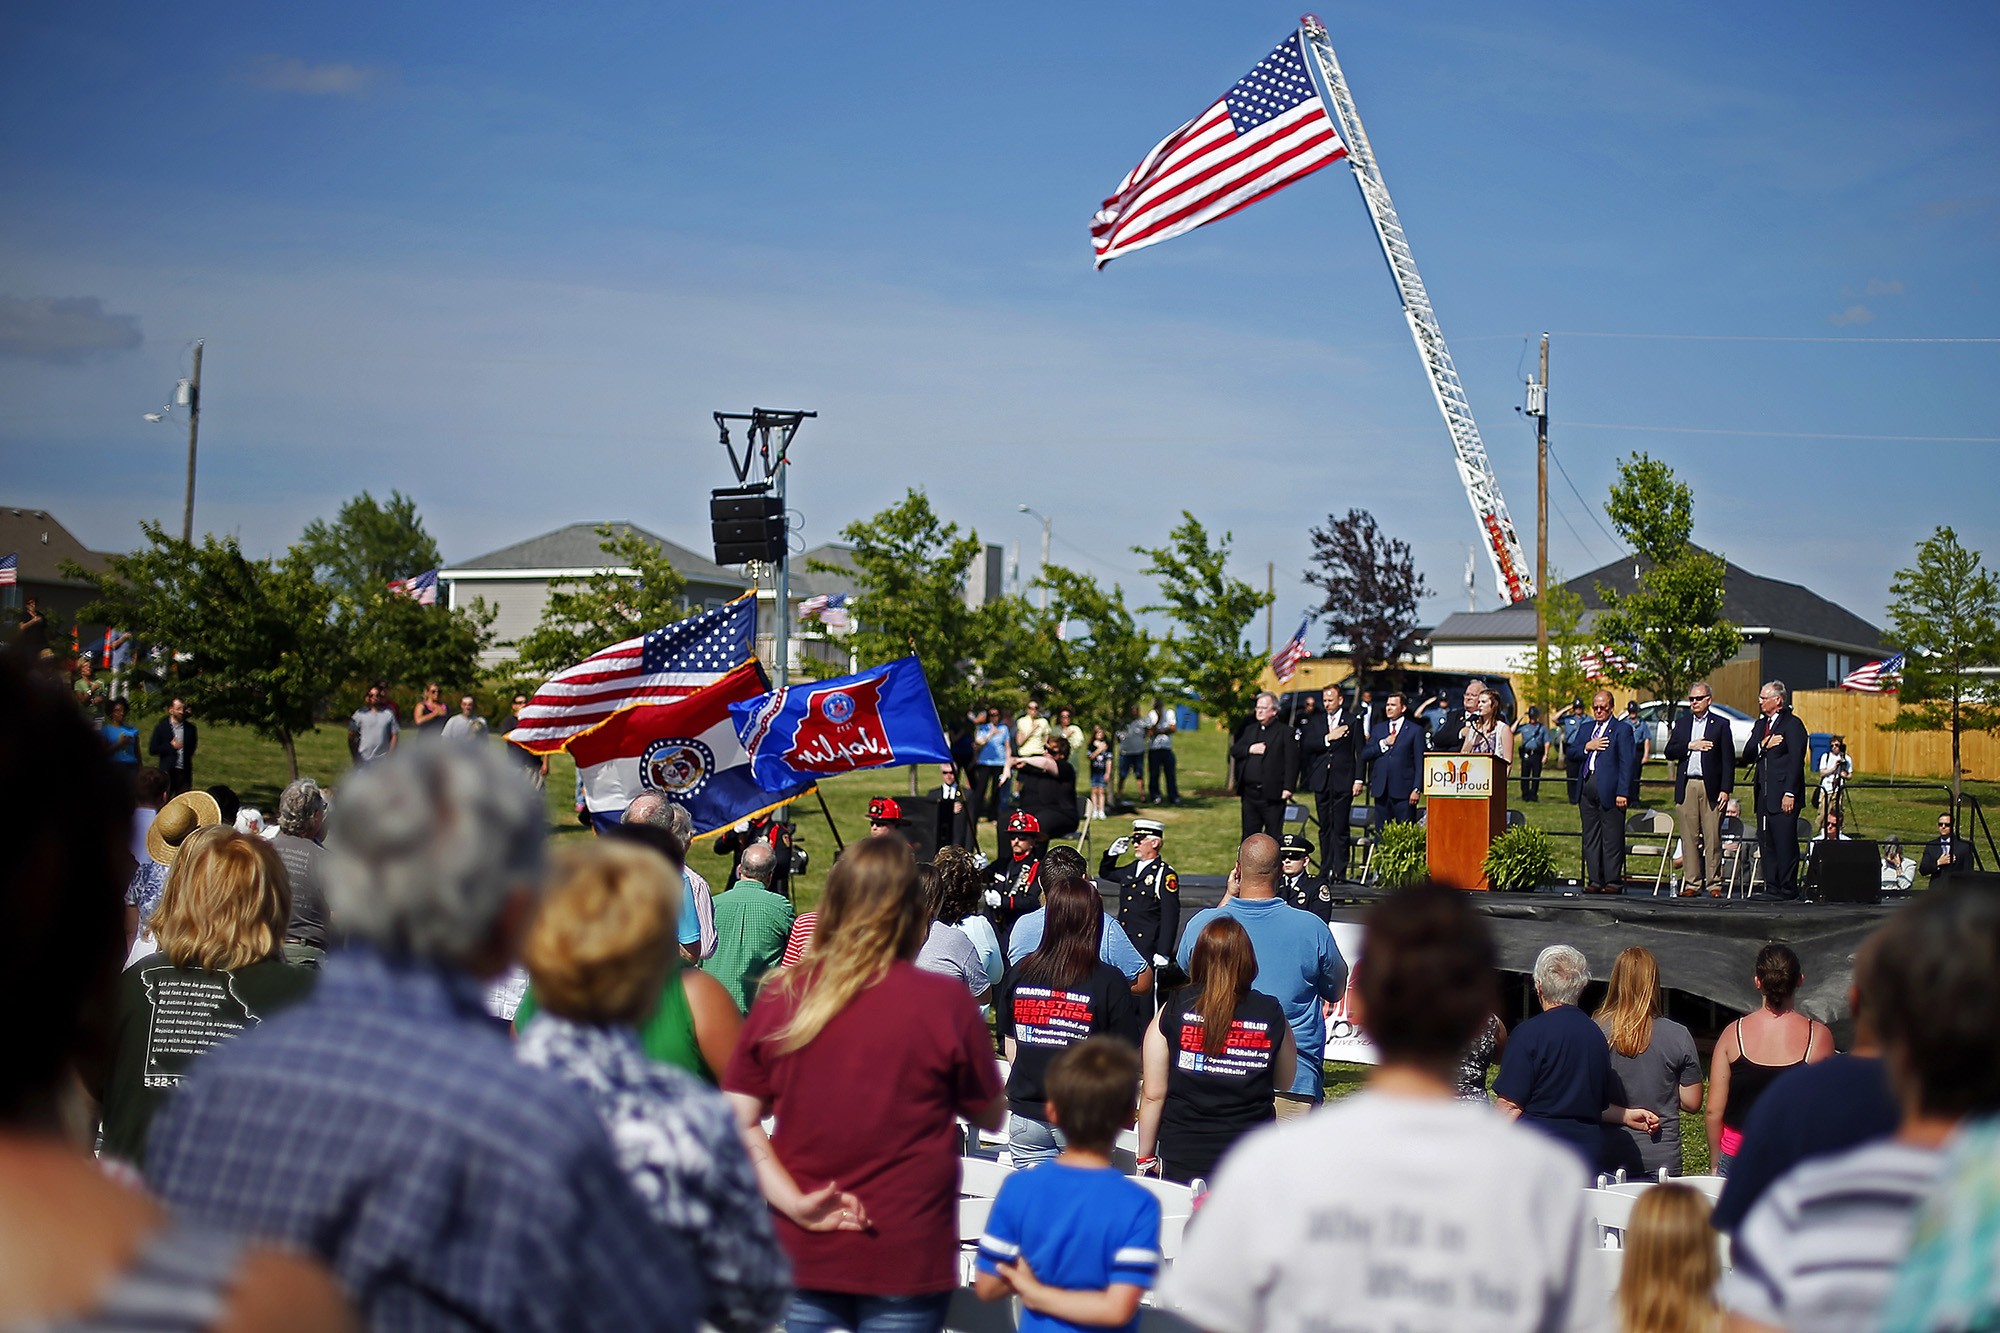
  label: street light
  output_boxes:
[1017,504,1051,610]
[141,341,203,542]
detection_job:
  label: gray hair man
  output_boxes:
[147,744,705,1333]
[1748,679,1810,899]
[270,776,332,964]
[1231,692,1298,841]
[1494,943,1656,1166]
[624,794,717,960]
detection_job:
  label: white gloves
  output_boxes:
[983,888,1002,909]
[1108,837,1131,857]
[1152,954,1169,968]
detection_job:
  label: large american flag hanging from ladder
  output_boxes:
[1091,31,1347,268]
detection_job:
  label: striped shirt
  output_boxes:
[1723,1139,1942,1333]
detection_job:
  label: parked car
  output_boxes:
[1631,698,1756,761]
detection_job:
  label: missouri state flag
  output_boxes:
[567,660,814,835]
[731,656,952,791]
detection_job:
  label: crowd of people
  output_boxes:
[10,639,2000,1333]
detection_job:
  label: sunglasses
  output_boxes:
[1688,694,1709,701]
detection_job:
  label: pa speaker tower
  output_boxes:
[711,485,785,565]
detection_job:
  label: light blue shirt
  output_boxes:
[1176,896,1347,1100]
[1007,909,1146,981]
[977,723,1012,767]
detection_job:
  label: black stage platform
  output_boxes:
[1101,876,1898,1029]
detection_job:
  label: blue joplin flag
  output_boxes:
[565,660,815,835]
[730,656,952,790]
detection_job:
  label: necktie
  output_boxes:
[1588,722,1606,774]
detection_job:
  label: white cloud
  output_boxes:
[1826,304,1875,327]
[1863,278,1904,296]
[244,55,385,97]
[0,295,142,362]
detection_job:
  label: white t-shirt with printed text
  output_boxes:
[1162,1089,1604,1333]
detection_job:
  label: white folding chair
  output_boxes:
[959,1157,1014,1199]
[1604,1182,1653,1199]
[958,1196,995,1244]
[1625,811,1676,894]
[1584,1188,1638,1248]
[1129,1175,1196,1218]
[1157,1213,1190,1262]
[1594,1244,1625,1298]
[1677,1174,1727,1202]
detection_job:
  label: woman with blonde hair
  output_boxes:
[1616,1183,1722,1333]
[90,825,315,1165]
[1594,946,1704,1177]
[724,837,1006,1333]
[515,840,788,1333]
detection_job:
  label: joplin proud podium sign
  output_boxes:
[1423,754,1508,890]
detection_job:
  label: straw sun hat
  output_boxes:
[146,789,223,867]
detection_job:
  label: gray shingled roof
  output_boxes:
[449,522,748,588]
[793,543,859,599]
[1432,549,1887,653]
[0,506,111,585]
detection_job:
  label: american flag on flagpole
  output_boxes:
[799,592,850,631]
[1271,617,1310,684]
[1841,652,1905,693]
[1091,28,1348,268]
[1579,645,1634,684]
[387,569,440,606]
[509,595,757,754]
[0,553,15,587]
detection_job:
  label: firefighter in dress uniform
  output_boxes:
[984,809,1045,942]
[1276,832,1334,922]
[1099,818,1181,976]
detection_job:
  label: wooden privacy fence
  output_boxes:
[1792,689,1997,780]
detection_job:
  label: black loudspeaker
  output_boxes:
[895,795,951,864]
[711,487,786,565]
[1805,839,1881,903]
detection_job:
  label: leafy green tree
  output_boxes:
[509,526,691,678]
[1136,512,1272,728]
[1885,527,2000,805]
[67,524,351,778]
[1521,575,1593,721]
[351,591,496,694]
[814,490,993,727]
[298,490,441,597]
[1592,454,1740,714]
[981,566,1159,732]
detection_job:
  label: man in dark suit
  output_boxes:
[1365,691,1424,829]
[1296,683,1364,880]
[1566,689,1635,892]
[1664,680,1734,897]
[148,695,198,796]
[1230,692,1297,839]
[1919,810,1982,884]
[1425,678,1488,754]
[925,759,977,851]
[1740,679,1810,899]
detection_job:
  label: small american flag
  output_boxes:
[388,569,439,606]
[1580,645,1633,683]
[1091,28,1347,268]
[510,595,756,753]
[799,592,849,631]
[0,553,15,586]
[1271,617,1310,684]
[1841,652,1905,693]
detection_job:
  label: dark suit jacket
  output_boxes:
[1295,706,1363,794]
[1740,708,1809,813]
[1919,836,1981,878]
[1427,707,1471,753]
[925,784,975,849]
[1230,718,1297,798]
[1365,717,1424,801]
[1565,717,1634,807]
[148,718,198,773]
[1664,710,1736,805]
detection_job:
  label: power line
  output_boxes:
[1545,441,1624,554]
[1555,420,1999,444]
[1549,332,2000,344]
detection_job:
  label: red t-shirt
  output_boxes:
[725,959,1003,1295]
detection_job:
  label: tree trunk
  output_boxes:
[282,732,299,781]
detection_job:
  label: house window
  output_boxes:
[1827,653,1852,686]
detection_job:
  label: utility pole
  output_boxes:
[182,340,203,543]
[1531,333,1550,665]
[1266,562,1275,654]
[1019,505,1052,610]
[711,408,815,688]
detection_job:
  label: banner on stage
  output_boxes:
[1323,921,1378,1066]
[1424,753,1499,799]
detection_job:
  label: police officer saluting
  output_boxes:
[1100,818,1180,974]
[1276,833,1333,922]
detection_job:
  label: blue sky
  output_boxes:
[2,0,1995,637]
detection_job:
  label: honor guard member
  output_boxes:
[1099,818,1181,972]
[984,809,1045,939]
[1276,833,1334,922]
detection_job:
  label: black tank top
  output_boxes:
[1721,1016,1816,1131]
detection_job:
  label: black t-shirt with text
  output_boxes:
[1159,986,1287,1180]
[999,960,1140,1119]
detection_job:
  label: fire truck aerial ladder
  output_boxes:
[1300,15,1535,604]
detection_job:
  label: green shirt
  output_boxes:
[515,964,712,1083]
[703,879,795,1013]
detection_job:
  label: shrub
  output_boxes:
[1371,821,1429,888]
[1483,824,1558,892]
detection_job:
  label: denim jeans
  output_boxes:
[1007,1115,1067,1168]
[786,1290,952,1333]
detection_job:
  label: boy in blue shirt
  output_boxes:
[975,1036,1161,1333]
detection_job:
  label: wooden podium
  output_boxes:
[1424,753,1509,890]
